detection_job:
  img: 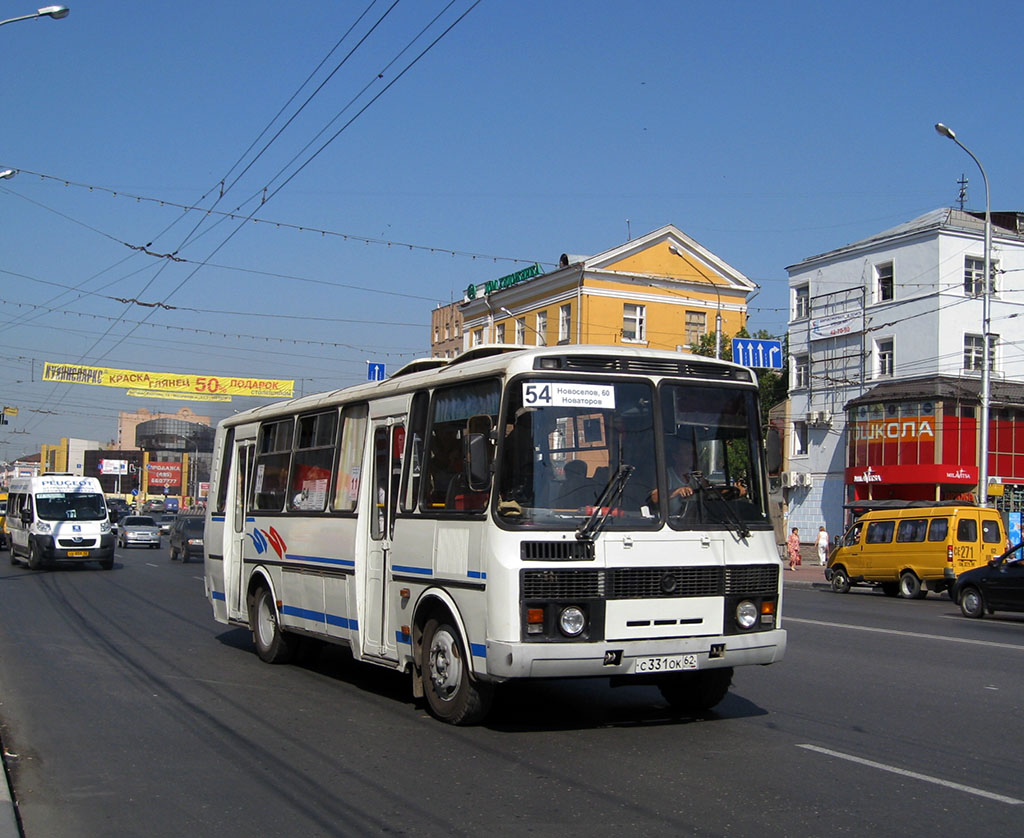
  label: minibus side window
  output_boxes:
[956,518,978,542]
[982,519,1002,543]
[927,518,948,541]
[866,520,894,544]
[897,519,927,542]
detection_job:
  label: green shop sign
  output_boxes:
[465,263,543,300]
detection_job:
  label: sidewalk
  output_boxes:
[782,544,831,589]
[0,748,18,838]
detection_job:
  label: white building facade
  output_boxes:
[785,209,1024,541]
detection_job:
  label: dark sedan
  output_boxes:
[952,542,1024,618]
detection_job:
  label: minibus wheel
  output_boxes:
[899,571,926,599]
[830,566,851,594]
[421,617,492,725]
[250,585,294,664]
[27,542,41,571]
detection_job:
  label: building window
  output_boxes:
[875,262,894,302]
[793,354,809,389]
[964,333,997,372]
[444,322,451,340]
[433,326,439,344]
[964,255,997,297]
[876,338,894,378]
[535,311,547,346]
[794,285,810,319]
[622,303,645,342]
[559,304,572,343]
[472,328,483,347]
[793,421,808,457]
[685,310,706,345]
[515,318,526,345]
[496,323,506,344]
[455,322,460,337]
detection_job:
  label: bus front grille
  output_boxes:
[522,564,778,600]
[522,569,605,599]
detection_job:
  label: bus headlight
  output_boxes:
[736,600,758,630]
[559,606,586,637]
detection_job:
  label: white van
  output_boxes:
[7,474,115,570]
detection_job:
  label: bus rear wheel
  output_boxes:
[899,571,926,599]
[27,542,42,571]
[421,617,492,725]
[250,586,294,664]
[658,667,733,713]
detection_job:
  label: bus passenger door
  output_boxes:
[363,419,403,661]
[226,441,254,621]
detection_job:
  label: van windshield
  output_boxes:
[35,492,108,522]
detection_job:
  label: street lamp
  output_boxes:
[669,244,722,358]
[0,169,15,180]
[166,433,201,506]
[0,5,70,26]
[935,122,992,506]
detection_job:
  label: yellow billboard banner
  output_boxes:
[127,389,233,402]
[43,362,293,399]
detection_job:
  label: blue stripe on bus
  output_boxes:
[326,614,358,630]
[281,605,324,623]
[284,553,355,568]
[470,643,486,658]
[467,570,486,579]
[396,629,412,645]
[211,590,225,601]
[392,564,433,576]
[211,516,225,522]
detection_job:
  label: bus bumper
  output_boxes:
[483,628,787,680]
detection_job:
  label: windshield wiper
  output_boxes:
[690,472,751,539]
[576,464,634,542]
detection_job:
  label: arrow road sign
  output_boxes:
[367,362,387,381]
[732,338,783,369]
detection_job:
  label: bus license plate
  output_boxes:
[632,654,698,673]
[67,550,88,557]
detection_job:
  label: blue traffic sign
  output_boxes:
[732,338,783,369]
[367,362,387,381]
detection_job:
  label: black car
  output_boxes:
[952,542,1024,618]
[168,515,204,563]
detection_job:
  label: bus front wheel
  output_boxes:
[250,586,294,664]
[658,667,733,713]
[421,617,492,725]
[27,542,42,571]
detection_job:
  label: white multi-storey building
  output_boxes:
[785,208,1024,542]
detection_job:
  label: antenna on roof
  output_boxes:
[626,218,631,241]
[957,173,968,211]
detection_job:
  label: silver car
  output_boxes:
[117,515,161,549]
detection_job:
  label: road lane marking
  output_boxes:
[785,617,1024,651]
[797,744,1023,805]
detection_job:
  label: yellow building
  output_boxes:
[457,224,755,354]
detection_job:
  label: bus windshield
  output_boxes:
[34,492,108,522]
[497,377,769,532]
[659,382,769,532]
[497,378,658,528]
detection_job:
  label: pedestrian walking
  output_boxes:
[787,527,801,571]
[816,525,830,566]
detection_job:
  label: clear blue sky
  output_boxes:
[2,0,1021,458]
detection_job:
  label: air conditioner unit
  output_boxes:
[781,472,795,488]
[801,473,814,488]
[821,411,833,425]
[806,411,817,425]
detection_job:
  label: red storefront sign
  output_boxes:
[845,464,977,485]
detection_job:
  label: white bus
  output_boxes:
[204,346,786,724]
[7,474,115,570]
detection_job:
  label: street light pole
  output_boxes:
[0,5,70,27]
[935,122,992,506]
[670,244,722,358]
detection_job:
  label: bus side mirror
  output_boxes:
[765,427,782,475]
[466,433,490,492]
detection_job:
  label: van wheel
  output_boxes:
[899,571,926,599]
[421,617,493,725]
[830,566,851,594]
[880,583,899,597]
[959,586,985,618]
[250,586,294,664]
[27,542,41,571]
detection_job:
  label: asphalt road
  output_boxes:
[1,548,1022,837]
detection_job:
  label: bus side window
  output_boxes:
[333,403,368,512]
